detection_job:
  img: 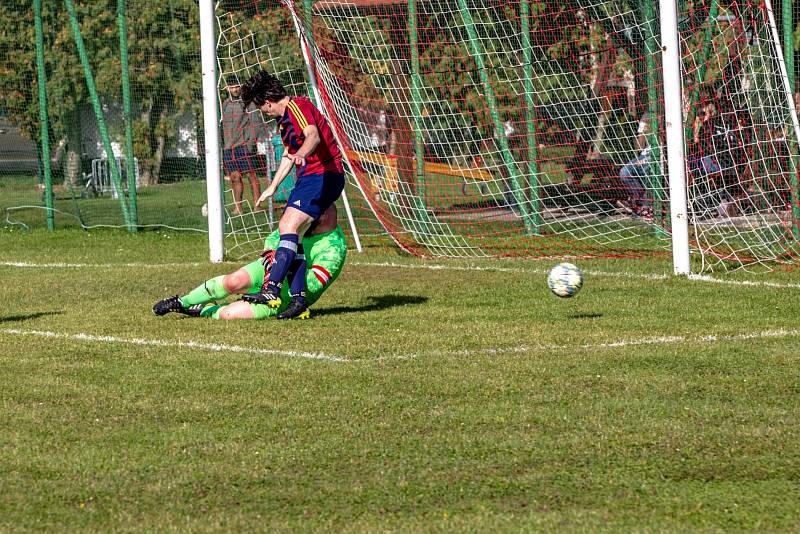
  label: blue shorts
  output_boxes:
[285,172,345,220]
[223,146,255,174]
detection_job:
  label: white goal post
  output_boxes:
[659,0,691,274]
[199,0,224,263]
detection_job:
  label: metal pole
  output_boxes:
[520,0,541,233]
[409,0,427,202]
[199,0,224,262]
[33,0,54,231]
[765,0,800,237]
[65,0,133,230]
[458,0,535,234]
[782,0,794,93]
[659,0,691,274]
[642,0,667,235]
[118,0,138,230]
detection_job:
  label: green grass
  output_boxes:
[1,178,211,231]
[2,227,800,531]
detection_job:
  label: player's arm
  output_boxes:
[288,125,320,167]
[256,153,295,206]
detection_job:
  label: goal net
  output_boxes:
[217,0,800,270]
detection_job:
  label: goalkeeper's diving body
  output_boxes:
[238,70,345,319]
[152,205,346,320]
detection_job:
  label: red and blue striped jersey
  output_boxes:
[279,96,343,177]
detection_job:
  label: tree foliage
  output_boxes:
[0,0,201,184]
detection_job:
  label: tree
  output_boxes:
[0,0,203,187]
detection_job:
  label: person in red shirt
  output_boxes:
[240,71,345,319]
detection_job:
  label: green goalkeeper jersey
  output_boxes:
[240,225,347,318]
[262,224,347,305]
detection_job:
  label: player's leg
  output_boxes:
[242,204,313,307]
[223,148,244,215]
[275,237,310,320]
[243,149,262,212]
[247,172,262,210]
[256,206,312,305]
[214,300,255,320]
[212,301,278,320]
[242,173,343,318]
[277,172,344,319]
[153,260,263,316]
[229,171,244,215]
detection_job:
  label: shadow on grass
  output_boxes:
[0,311,63,323]
[314,295,428,317]
[569,312,603,319]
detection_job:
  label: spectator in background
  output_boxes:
[222,76,261,215]
[690,99,723,175]
[617,112,653,220]
[371,109,389,155]
[689,94,746,218]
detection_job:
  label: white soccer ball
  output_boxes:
[547,262,583,298]
[201,203,208,217]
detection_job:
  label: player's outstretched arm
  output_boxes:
[256,154,295,207]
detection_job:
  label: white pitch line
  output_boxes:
[350,261,800,289]
[688,273,800,289]
[3,259,800,289]
[435,328,800,357]
[351,260,667,280]
[0,260,235,269]
[0,328,348,362]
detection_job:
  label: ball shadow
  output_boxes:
[569,312,603,319]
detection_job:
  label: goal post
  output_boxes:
[199,0,224,263]
[659,0,691,274]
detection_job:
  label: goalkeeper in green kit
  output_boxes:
[152,205,345,320]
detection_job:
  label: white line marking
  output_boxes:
[352,260,667,280]
[0,328,347,362]
[3,326,797,363]
[688,273,800,289]
[3,259,799,289]
[436,328,800,356]
[0,261,235,269]
[351,261,800,289]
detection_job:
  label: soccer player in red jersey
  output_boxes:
[240,71,345,319]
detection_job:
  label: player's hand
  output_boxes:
[255,186,276,207]
[288,153,306,167]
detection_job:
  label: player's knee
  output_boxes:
[218,307,237,320]
[223,269,251,293]
[218,301,255,320]
[278,219,300,235]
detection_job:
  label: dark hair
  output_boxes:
[225,74,240,87]
[241,71,287,107]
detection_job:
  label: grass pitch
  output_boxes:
[1,226,799,531]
